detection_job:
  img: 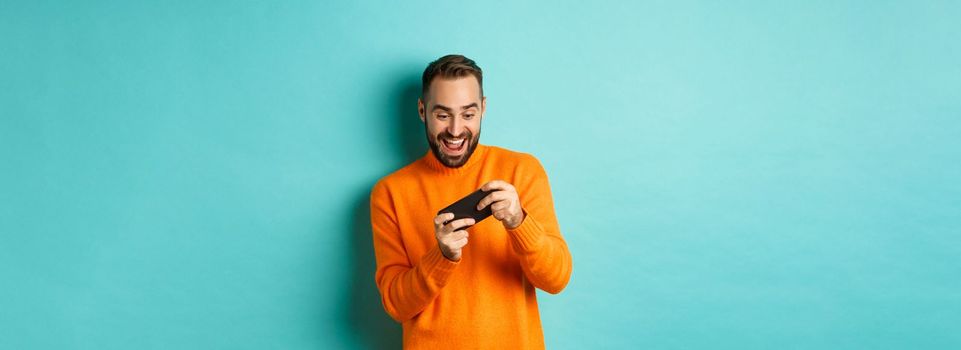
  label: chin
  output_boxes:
[442,155,468,168]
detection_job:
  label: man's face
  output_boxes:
[418,76,486,168]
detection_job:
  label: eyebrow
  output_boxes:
[431,103,479,112]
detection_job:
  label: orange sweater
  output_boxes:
[370,144,573,349]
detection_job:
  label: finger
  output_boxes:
[481,180,509,192]
[446,218,476,231]
[451,237,469,249]
[449,230,469,241]
[491,201,510,212]
[442,232,468,245]
[483,180,515,193]
[434,213,455,226]
[477,191,508,210]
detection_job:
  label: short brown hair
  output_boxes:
[421,54,483,100]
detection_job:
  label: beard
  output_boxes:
[425,124,481,168]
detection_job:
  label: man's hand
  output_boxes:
[434,213,474,261]
[477,180,526,229]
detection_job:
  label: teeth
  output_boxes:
[443,137,465,147]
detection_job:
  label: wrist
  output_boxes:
[439,245,460,261]
[505,209,526,229]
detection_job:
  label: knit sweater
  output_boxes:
[369,144,573,349]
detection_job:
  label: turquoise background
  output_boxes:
[2,1,959,349]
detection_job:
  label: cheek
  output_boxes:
[468,122,482,136]
[426,121,443,135]
[463,119,480,131]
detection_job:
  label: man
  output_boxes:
[369,54,573,349]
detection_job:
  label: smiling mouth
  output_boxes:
[441,136,466,153]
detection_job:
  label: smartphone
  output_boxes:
[437,189,493,228]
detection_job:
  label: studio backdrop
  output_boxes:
[2,1,959,349]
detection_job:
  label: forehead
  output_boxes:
[426,76,482,106]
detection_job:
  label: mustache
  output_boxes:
[437,130,473,141]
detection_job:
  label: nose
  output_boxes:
[447,116,464,137]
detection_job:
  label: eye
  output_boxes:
[437,114,450,120]
[464,114,475,119]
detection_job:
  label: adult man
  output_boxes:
[369,54,573,349]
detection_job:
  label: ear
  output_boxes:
[417,98,426,123]
[480,96,487,118]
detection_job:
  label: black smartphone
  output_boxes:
[437,189,493,228]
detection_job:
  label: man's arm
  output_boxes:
[370,182,460,322]
[479,156,573,294]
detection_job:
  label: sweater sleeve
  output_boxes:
[370,181,460,322]
[506,155,573,294]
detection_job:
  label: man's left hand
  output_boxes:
[477,180,526,229]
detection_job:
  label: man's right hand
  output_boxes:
[433,213,474,261]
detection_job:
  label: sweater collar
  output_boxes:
[422,144,488,176]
